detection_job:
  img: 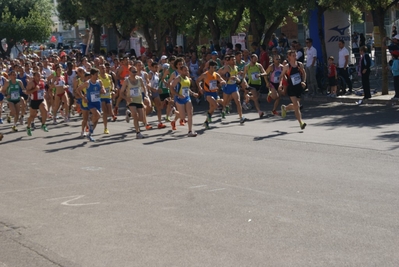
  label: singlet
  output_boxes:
[99,73,112,99]
[18,72,28,88]
[225,65,238,85]
[119,65,130,83]
[203,72,218,92]
[247,63,262,85]
[86,80,101,104]
[149,71,159,90]
[159,70,170,94]
[7,80,21,101]
[286,63,302,89]
[141,71,148,87]
[189,61,199,80]
[75,77,84,99]
[236,60,246,72]
[269,64,282,84]
[126,77,144,104]
[31,80,45,101]
[175,76,191,100]
[65,70,77,92]
[54,75,66,90]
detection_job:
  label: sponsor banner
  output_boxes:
[324,10,352,64]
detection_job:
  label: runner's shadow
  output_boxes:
[44,141,87,153]
[253,131,289,141]
[142,132,190,145]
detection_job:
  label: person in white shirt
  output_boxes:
[338,40,353,95]
[305,38,317,95]
[57,34,63,50]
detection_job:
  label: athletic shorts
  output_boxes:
[204,91,219,99]
[328,77,337,86]
[223,84,238,95]
[30,100,44,110]
[101,98,111,104]
[287,85,302,98]
[0,93,4,101]
[159,93,170,101]
[7,99,20,105]
[21,92,29,100]
[88,102,101,112]
[175,96,190,105]
[248,84,261,91]
[151,92,159,99]
[128,102,144,109]
[270,82,279,91]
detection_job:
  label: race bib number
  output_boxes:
[57,79,65,86]
[182,87,189,97]
[103,87,110,97]
[290,72,301,85]
[209,80,217,90]
[90,92,100,102]
[130,87,139,97]
[153,82,159,89]
[251,72,260,81]
[37,90,44,100]
[273,71,281,83]
[11,91,20,100]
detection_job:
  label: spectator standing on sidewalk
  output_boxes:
[358,46,371,105]
[80,29,90,56]
[390,51,399,100]
[338,40,353,95]
[305,38,317,95]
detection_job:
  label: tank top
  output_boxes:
[86,80,101,104]
[287,63,302,89]
[149,71,159,89]
[247,63,262,85]
[203,72,218,92]
[126,77,143,104]
[119,65,130,83]
[159,70,170,94]
[99,73,112,99]
[141,71,148,87]
[7,80,21,101]
[31,80,45,101]
[269,64,282,84]
[226,65,238,85]
[65,70,77,91]
[18,73,28,88]
[175,76,191,100]
[189,61,199,80]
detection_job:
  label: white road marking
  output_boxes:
[189,185,207,189]
[46,195,99,206]
[208,188,226,192]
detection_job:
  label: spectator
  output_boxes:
[391,50,399,100]
[358,46,371,104]
[80,29,90,56]
[251,42,260,58]
[337,40,352,95]
[392,25,397,38]
[305,38,317,95]
[259,44,269,70]
[292,41,304,63]
[57,33,63,50]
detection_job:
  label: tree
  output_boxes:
[0,0,53,58]
[363,0,399,95]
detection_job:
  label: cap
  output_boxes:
[393,34,399,39]
[211,51,218,55]
[84,72,91,77]
[391,50,399,57]
[162,63,170,69]
[160,55,167,60]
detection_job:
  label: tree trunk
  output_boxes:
[155,23,167,56]
[263,15,285,45]
[91,23,102,54]
[187,20,202,51]
[372,8,389,95]
[207,10,221,46]
[229,4,245,36]
[249,6,266,44]
[142,23,156,52]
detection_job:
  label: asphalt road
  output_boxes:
[0,100,398,267]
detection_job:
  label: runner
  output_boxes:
[64,61,77,118]
[17,64,30,125]
[218,55,246,124]
[197,60,226,129]
[243,54,266,117]
[279,50,307,130]
[263,54,282,115]
[74,69,90,137]
[0,71,7,124]
[114,56,130,115]
[158,63,174,122]
[1,70,24,132]
[99,64,116,134]
[50,64,69,124]
[119,66,151,139]
[148,62,166,129]
[77,68,105,142]
[25,72,49,136]
[170,65,198,136]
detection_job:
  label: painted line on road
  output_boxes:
[189,185,207,189]
[47,195,100,206]
[208,188,226,192]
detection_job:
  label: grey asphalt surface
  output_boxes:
[0,99,398,267]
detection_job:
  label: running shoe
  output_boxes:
[281,105,287,118]
[179,119,185,126]
[171,121,177,130]
[53,118,58,125]
[6,115,11,123]
[41,124,49,132]
[19,116,24,125]
[87,134,95,142]
[0,118,3,124]
[203,121,210,129]
[242,102,248,110]
[240,117,247,124]
[125,109,131,123]
[80,131,86,138]
[188,131,198,137]
[157,122,166,129]
[207,112,212,123]
[136,132,144,139]
[225,106,230,114]
[85,125,89,132]
[300,121,307,130]
[259,111,264,118]
[0,132,3,141]
[64,117,69,123]
[31,122,35,130]
[26,127,32,136]
[267,91,272,103]
[113,106,118,116]
[165,116,171,122]
[221,111,226,119]
[145,124,153,130]
[112,115,117,122]
[104,128,110,134]
[12,125,18,132]
[272,110,279,116]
